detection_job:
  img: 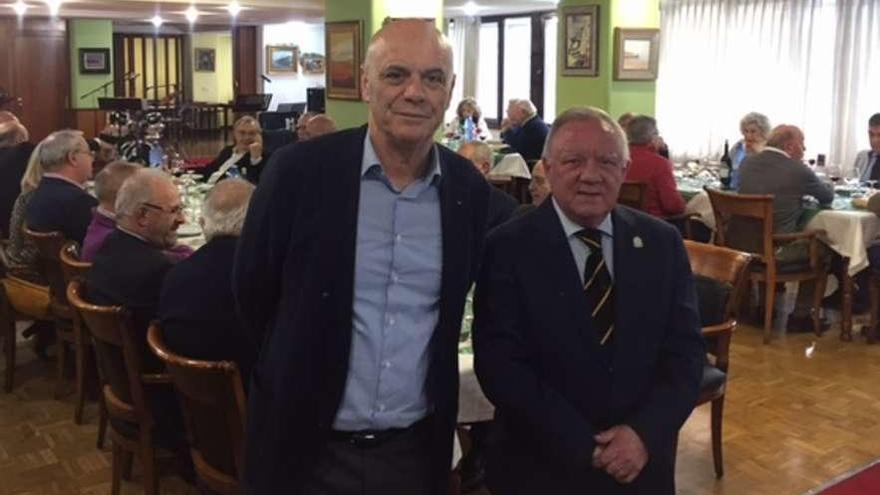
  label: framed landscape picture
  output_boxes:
[267,45,298,74]
[300,52,326,74]
[614,28,660,80]
[194,48,215,72]
[325,20,362,100]
[79,48,111,74]
[561,5,599,77]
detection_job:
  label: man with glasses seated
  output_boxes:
[25,129,97,244]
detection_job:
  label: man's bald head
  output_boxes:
[363,19,453,76]
[767,124,806,162]
[302,114,337,141]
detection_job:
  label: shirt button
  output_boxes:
[378,404,386,412]
[382,360,391,369]
[391,273,399,283]
[395,234,403,243]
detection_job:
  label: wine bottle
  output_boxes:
[720,139,732,189]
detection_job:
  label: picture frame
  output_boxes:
[194,48,216,72]
[79,48,111,75]
[325,20,362,101]
[613,28,660,81]
[300,52,326,75]
[561,5,600,77]
[266,45,299,74]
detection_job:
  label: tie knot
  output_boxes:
[575,229,603,250]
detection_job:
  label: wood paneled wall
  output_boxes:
[232,26,257,96]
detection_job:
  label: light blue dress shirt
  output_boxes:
[552,198,615,281]
[333,133,443,431]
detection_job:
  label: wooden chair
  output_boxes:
[617,181,647,210]
[67,280,182,495]
[684,240,752,478]
[705,188,828,343]
[23,227,87,404]
[1,275,52,392]
[488,176,531,204]
[147,324,247,495]
[59,241,108,447]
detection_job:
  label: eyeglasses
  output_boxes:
[142,202,184,216]
[75,149,96,158]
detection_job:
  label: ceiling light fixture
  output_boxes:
[44,0,61,16]
[185,5,199,23]
[12,0,28,16]
[462,1,481,17]
[226,1,241,17]
[150,14,163,27]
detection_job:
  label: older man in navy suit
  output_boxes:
[233,19,490,495]
[474,107,704,494]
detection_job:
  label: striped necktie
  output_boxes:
[575,229,615,346]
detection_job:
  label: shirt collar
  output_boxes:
[96,206,115,220]
[764,146,790,159]
[551,197,614,240]
[116,225,150,244]
[43,173,86,190]
[361,130,442,182]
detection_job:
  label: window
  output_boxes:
[502,17,532,109]
[543,15,557,122]
[477,23,499,122]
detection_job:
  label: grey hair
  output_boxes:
[38,129,85,172]
[458,140,492,166]
[94,161,140,204]
[0,121,28,148]
[739,112,771,137]
[115,168,174,221]
[201,178,255,241]
[542,107,630,164]
[626,115,658,146]
[509,99,537,117]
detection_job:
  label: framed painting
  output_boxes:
[325,20,362,100]
[267,45,298,74]
[79,48,111,74]
[614,28,660,81]
[194,48,215,72]
[300,52,325,74]
[561,5,599,77]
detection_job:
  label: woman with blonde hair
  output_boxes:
[5,139,46,279]
[444,97,491,141]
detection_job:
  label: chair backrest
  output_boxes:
[618,181,647,210]
[147,324,246,493]
[705,187,774,259]
[23,227,68,305]
[67,279,151,429]
[59,241,91,287]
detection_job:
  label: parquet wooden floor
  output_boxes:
[2,321,880,494]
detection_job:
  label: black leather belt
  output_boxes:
[329,417,430,448]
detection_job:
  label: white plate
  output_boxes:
[177,224,202,237]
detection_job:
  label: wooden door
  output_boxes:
[0,19,68,142]
[232,26,257,97]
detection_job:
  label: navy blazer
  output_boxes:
[25,176,97,244]
[158,236,256,389]
[474,201,704,494]
[201,145,268,184]
[233,126,490,493]
[501,115,550,162]
[487,185,519,230]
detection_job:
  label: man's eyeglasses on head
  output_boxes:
[142,202,184,216]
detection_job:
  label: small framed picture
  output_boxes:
[614,28,660,81]
[561,5,600,77]
[300,52,325,75]
[325,20,363,100]
[194,48,216,72]
[266,45,299,74]
[79,48,111,75]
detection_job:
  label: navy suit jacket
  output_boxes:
[25,176,97,244]
[233,126,490,493]
[158,236,256,388]
[501,115,550,162]
[202,145,268,184]
[0,142,34,238]
[474,201,704,494]
[487,185,519,230]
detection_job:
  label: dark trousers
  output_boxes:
[300,419,434,495]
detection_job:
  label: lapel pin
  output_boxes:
[633,236,643,248]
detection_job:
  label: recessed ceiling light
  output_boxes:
[185,5,199,23]
[12,0,28,16]
[44,0,61,16]
[150,14,164,27]
[463,1,482,17]
[226,1,242,17]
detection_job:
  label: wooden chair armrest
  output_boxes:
[772,229,824,243]
[141,373,172,384]
[702,319,736,337]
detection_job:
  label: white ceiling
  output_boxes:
[0,0,558,26]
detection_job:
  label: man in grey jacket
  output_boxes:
[738,124,833,332]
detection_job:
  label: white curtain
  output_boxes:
[446,17,481,124]
[656,0,880,173]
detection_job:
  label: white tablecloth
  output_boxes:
[489,153,531,180]
[458,354,494,424]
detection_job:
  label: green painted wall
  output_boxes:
[191,32,234,104]
[324,0,444,130]
[69,19,113,110]
[556,0,660,119]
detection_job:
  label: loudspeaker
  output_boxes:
[307,88,326,113]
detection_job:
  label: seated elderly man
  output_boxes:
[158,179,257,387]
[0,120,33,239]
[300,114,337,141]
[88,169,186,369]
[25,129,97,244]
[624,115,685,218]
[458,141,518,229]
[500,99,549,162]
[203,115,267,184]
[81,161,139,261]
[739,124,834,332]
